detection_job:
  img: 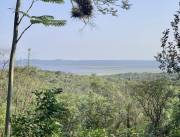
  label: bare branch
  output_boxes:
[18,0,36,25]
[17,24,33,43]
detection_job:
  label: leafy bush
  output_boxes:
[12,88,69,137]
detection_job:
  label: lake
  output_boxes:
[17,60,161,75]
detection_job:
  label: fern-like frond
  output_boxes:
[30,16,66,27]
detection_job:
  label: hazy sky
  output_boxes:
[0,0,179,60]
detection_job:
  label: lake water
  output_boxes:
[17,60,161,75]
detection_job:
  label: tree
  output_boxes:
[5,1,65,136]
[5,0,131,136]
[155,2,180,136]
[132,79,174,136]
[156,2,180,77]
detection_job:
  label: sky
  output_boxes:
[0,0,179,60]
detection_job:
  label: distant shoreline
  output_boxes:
[16,60,160,75]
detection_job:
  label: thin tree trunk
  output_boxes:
[5,0,20,136]
[126,104,131,137]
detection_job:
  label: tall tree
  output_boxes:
[155,2,180,136]
[5,0,130,136]
[156,2,180,77]
[132,80,174,136]
[5,0,66,136]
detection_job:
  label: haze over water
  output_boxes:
[17,60,160,75]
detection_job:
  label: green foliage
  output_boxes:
[30,16,66,27]
[116,128,144,137]
[78,92,115,130]
[167,93,180,137]
[0,104,5,136]
[5,0,132,136]
[156,1,180,76]
[132,79,175,136]
[12,88,69,137]
[1,68,180,136]
[172,94,180,126]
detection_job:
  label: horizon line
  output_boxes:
[16,59,157,61]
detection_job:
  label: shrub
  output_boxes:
[12,88,69,137]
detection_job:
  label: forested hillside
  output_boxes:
[0,67,180,136]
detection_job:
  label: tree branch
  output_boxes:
[17,24,33,43]
[18,0,36,25]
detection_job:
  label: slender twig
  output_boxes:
[18,0,35,25]
[82,18,87,24]
[17,24,33,43]
[70,0,74,7]
[18,11,31,18]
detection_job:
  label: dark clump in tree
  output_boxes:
[71,0,93,18]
